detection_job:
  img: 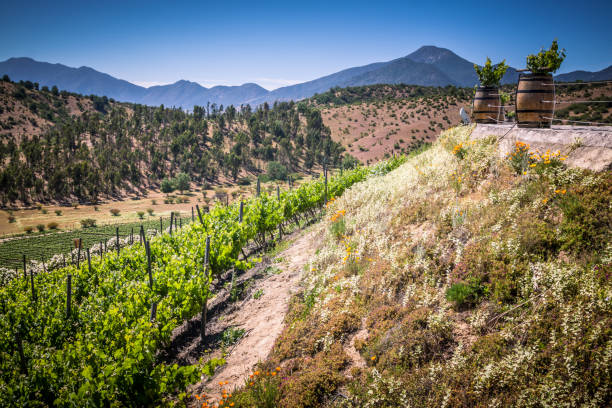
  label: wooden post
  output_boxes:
[30,268,36,302]
[140,225,145,244]
[195,205,204,225]
[23,254,26,280]
[63,254,66,268]
[150,302,157,322]
[239,201,244,223]
[170,212,174,235]
[15,333,27,375]
[115,228,120,255]
[131,227,134,244]
[277,185,280,200]
[146,240,153,289]
[200,236,210,342]
[179,216,182,229]
[100,241,103,257]
[324,165,328,206]
[76,239,81,268]
[87,248,92,274]
[256,178,261,197]
[160,216,163,234]
[192,207,195,222]
[66,274,72,318]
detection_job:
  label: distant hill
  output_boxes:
[0,78,344,205]
[555,65,612,82]
[1,50,610,108]
[0,58,268,109]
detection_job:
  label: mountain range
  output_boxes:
[1,46,610,109]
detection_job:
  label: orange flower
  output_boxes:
[276,366,281,371]
[371,356,376,361]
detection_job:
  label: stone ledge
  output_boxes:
[470,124,612,172]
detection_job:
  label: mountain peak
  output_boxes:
[406,45,457,64]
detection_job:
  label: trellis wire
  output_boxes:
[541,100,611,104]
[542,80,612,86]
[540,116,612,126]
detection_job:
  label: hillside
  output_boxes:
[314,82,612,163]
[0,77,345,206]
[221,125,611,407]
[3,49,610,109]
[2,77,611,208]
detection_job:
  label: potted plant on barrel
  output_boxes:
[516,40,566,128]
[472,57,509,123]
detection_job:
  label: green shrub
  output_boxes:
[137,211,145,219]
[221,327,246,347]
[329,217,346,241]
[55,210,62,216]
[146,208,154,215]
[36,224,45,232]
[110,209,120,216]
[24,226,34,233]
[446,279,487,309]
[474,57,509,87]
[161,177,175,194]
[80,218,97,228]
[267,161,288,181]
[526,39,566,74]
[47,222,59,229]
[238,177,252,186]
[8,215,15,223]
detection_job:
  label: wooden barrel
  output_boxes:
[516,73,554,128]
[472,87,501,123]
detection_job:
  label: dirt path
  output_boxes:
[187,226,319,404]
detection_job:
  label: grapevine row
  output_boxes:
[0,155,407,406]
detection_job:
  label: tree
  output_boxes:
[161,178,175,195]
[267,161,288,181]
[175,172,191,193]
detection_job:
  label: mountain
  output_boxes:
[1,50,609,109]
[406,45,519,86]
[0,57,268,109]
[0,57,145,101]
[246,46,519,105]
[555,65,612,82]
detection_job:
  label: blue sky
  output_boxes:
[2,0,611,90]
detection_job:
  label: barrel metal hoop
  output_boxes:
[518,77,553,81]
[516,90,554,94]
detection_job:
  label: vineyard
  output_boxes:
[0,155,407,406]
[0,215,192,271]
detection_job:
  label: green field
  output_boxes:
[0,214,195,270]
